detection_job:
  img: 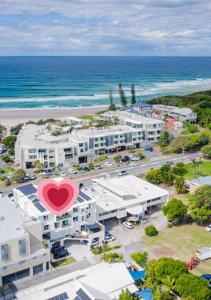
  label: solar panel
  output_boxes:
[76,196,85,203]
[28,194,36,200]
[34,202,46,213]
[79,191,91,201]
[73,297,80,300]
[17,184,36,196]
[47,292,69,300]
[76,288,92,300]
[32,198,39,204]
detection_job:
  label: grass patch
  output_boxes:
[51,256,76,268]
[145,225,211,274]
[101,252,124,263]
[184,161,211,179]
[79,114,96,121]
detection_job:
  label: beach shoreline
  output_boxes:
[0,105,107,127]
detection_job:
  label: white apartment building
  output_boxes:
[15,123,147,169]
[103,110,164,144]
[16,262,138,300]
[153,105,197,123]
[85,174,169,222]
[13,181,104,249]
[0,193,50,286]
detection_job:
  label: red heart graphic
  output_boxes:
[38,179,79,216]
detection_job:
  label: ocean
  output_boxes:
[0,56,211,109]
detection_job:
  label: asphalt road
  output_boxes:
[72,152,201,185]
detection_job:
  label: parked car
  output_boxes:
[94,164,103,169]
[144,146,153,152]
[118,170,128,176]
[123,221,134,229]
[51,246,65,254]
[90,238,99,247]
[60,172,67,177]
[83,166,90,172]
[68,168,77,174]
[53,248,69,260]
[28,174,36,180]
[121,156,130,162]
[131,156,140,161]
[104,161,112,167]
[104,233,116,243]
[129,162,138,167]
[205,225,211,232]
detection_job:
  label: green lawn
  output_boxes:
[79,114,96,121]
[184,161,211,179]
[145,225,211,275]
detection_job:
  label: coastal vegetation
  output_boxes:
[101,252,124,263]
[145,225,159,237]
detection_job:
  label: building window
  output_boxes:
[62,220,68,226]
[54,222,59,228]
[33,263,43,275]
[73,217,78,222]
[19,239,27,256]
[73,208,78,213]
[43,215,48,221]
[46,262,49,270]
[1,244,9,261]
[44,225,49,230]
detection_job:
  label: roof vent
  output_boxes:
[0,216,5,221]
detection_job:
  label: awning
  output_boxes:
[136,289,153,300]
[127,216,139,223]
[129,270,145,281]
[126,206,144,215]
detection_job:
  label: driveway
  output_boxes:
[64,239,96,262]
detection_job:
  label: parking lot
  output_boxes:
[64,208,167,262]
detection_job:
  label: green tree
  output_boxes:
[2,154,10,163]
[159,164,175,185]
[2,135,17,149]
[113,154,122,162]
[34,160,44,173]
[158,131,170,149]
[108,90,116,111]
[135,148,144,159]
[119,289,134,300]
[172,162,186,176]
[145,225,158,236]
[131,251,148,267]
[118,83,127,107]
[145,168,162,184]
[162,198,188,223]
[13,169,26,182]
[188,185,211,224]
[175,273,211,300]
[201,144,211,159]
[174,176,186,194]
[131,84,136,105]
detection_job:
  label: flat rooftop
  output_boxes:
[0,196,27,242]
[86,175,168,211]
[15,182,94,216]
[117,111,163,125]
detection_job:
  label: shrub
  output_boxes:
[101,252,124,263]
[2,155,10,163]
[131,251,148,267]
[145,225,158,236]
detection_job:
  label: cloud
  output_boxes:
[0,0,211,55]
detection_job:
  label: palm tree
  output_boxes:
[162,275,175,292]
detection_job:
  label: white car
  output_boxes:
[129,162,138,167]
[131,156,140,161]
[104,161,112,167]
[68,168,77,174]
[205,225,211,232]
[123,221,134,229]
[60,172,67,177]
[118,170,128,176]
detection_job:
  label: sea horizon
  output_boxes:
[0,56,211,110]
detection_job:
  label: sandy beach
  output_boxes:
[0,106,107,127]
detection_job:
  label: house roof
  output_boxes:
[191,176,211,187]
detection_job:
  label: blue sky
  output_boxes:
[0,0,211,56]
